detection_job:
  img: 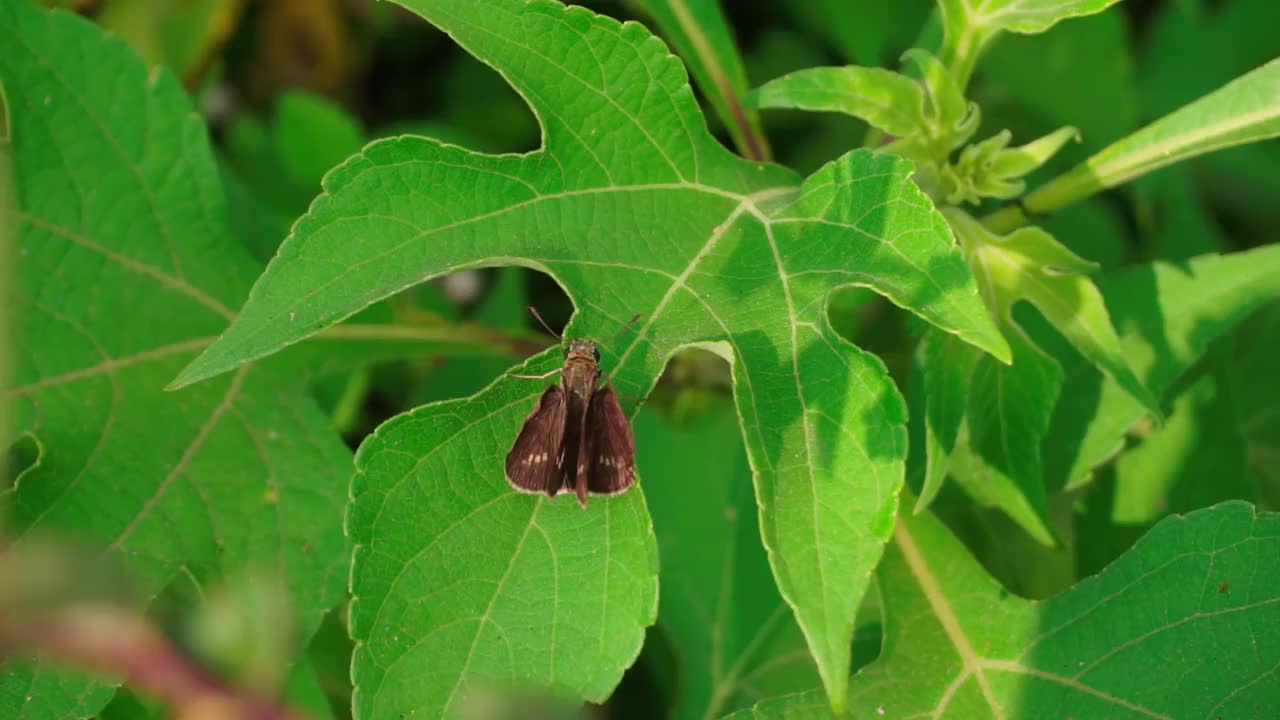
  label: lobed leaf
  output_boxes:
[169,0,1009,711]
[949,211,1159,417]
[730,499,1280,718]
[347,352,659,718]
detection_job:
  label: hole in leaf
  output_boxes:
[342,268,562,442]
[827,288,914,384]
[3,432,42,492]
[362,22,539,155]
[646,347,732,427]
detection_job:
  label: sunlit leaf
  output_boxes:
[949,209,1158,416]
[747,66,926,140]
[997,56,1280,229]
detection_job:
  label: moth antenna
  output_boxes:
[527,306,562,339]
[612,313,643,339]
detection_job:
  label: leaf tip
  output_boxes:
[980,329,1013,366]
[168,353,224,391]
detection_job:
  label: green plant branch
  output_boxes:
[983,57,1280,235]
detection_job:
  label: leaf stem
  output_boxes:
[0,606,308,720]
[984,57,1280,234]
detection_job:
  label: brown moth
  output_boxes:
[504,338,637,507]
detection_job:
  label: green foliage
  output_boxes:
[3,0,1280,718]
[173,0,1007,711]
[638,400,818,718]
[0,3,350,715]
[727,500,1280,718]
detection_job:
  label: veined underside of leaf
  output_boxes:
[0,2,351,717]
[171,0,1009,713]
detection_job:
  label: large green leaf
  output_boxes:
[348,356,658,718]
[635,0,770,161]
[728,499,1280,718]
[0,3,370,715]
[637,401,817,719]
[169,0,1009,710]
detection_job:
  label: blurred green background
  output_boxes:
[35,1,1280,717]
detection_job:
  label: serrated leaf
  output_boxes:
[168,0,1009,710]
[729,499,1280,718]
[0,3,350,715]
[746,66,927,140]
[637,401,817,719]
[348,350,659,718]
[636,0,770,161]
[1046,245,1280,492]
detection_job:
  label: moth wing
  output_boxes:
[505,385,567,496]
[585,385,637,495]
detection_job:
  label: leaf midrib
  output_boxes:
[206,181,776,382]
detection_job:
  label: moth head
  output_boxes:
[566,338,600,362]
